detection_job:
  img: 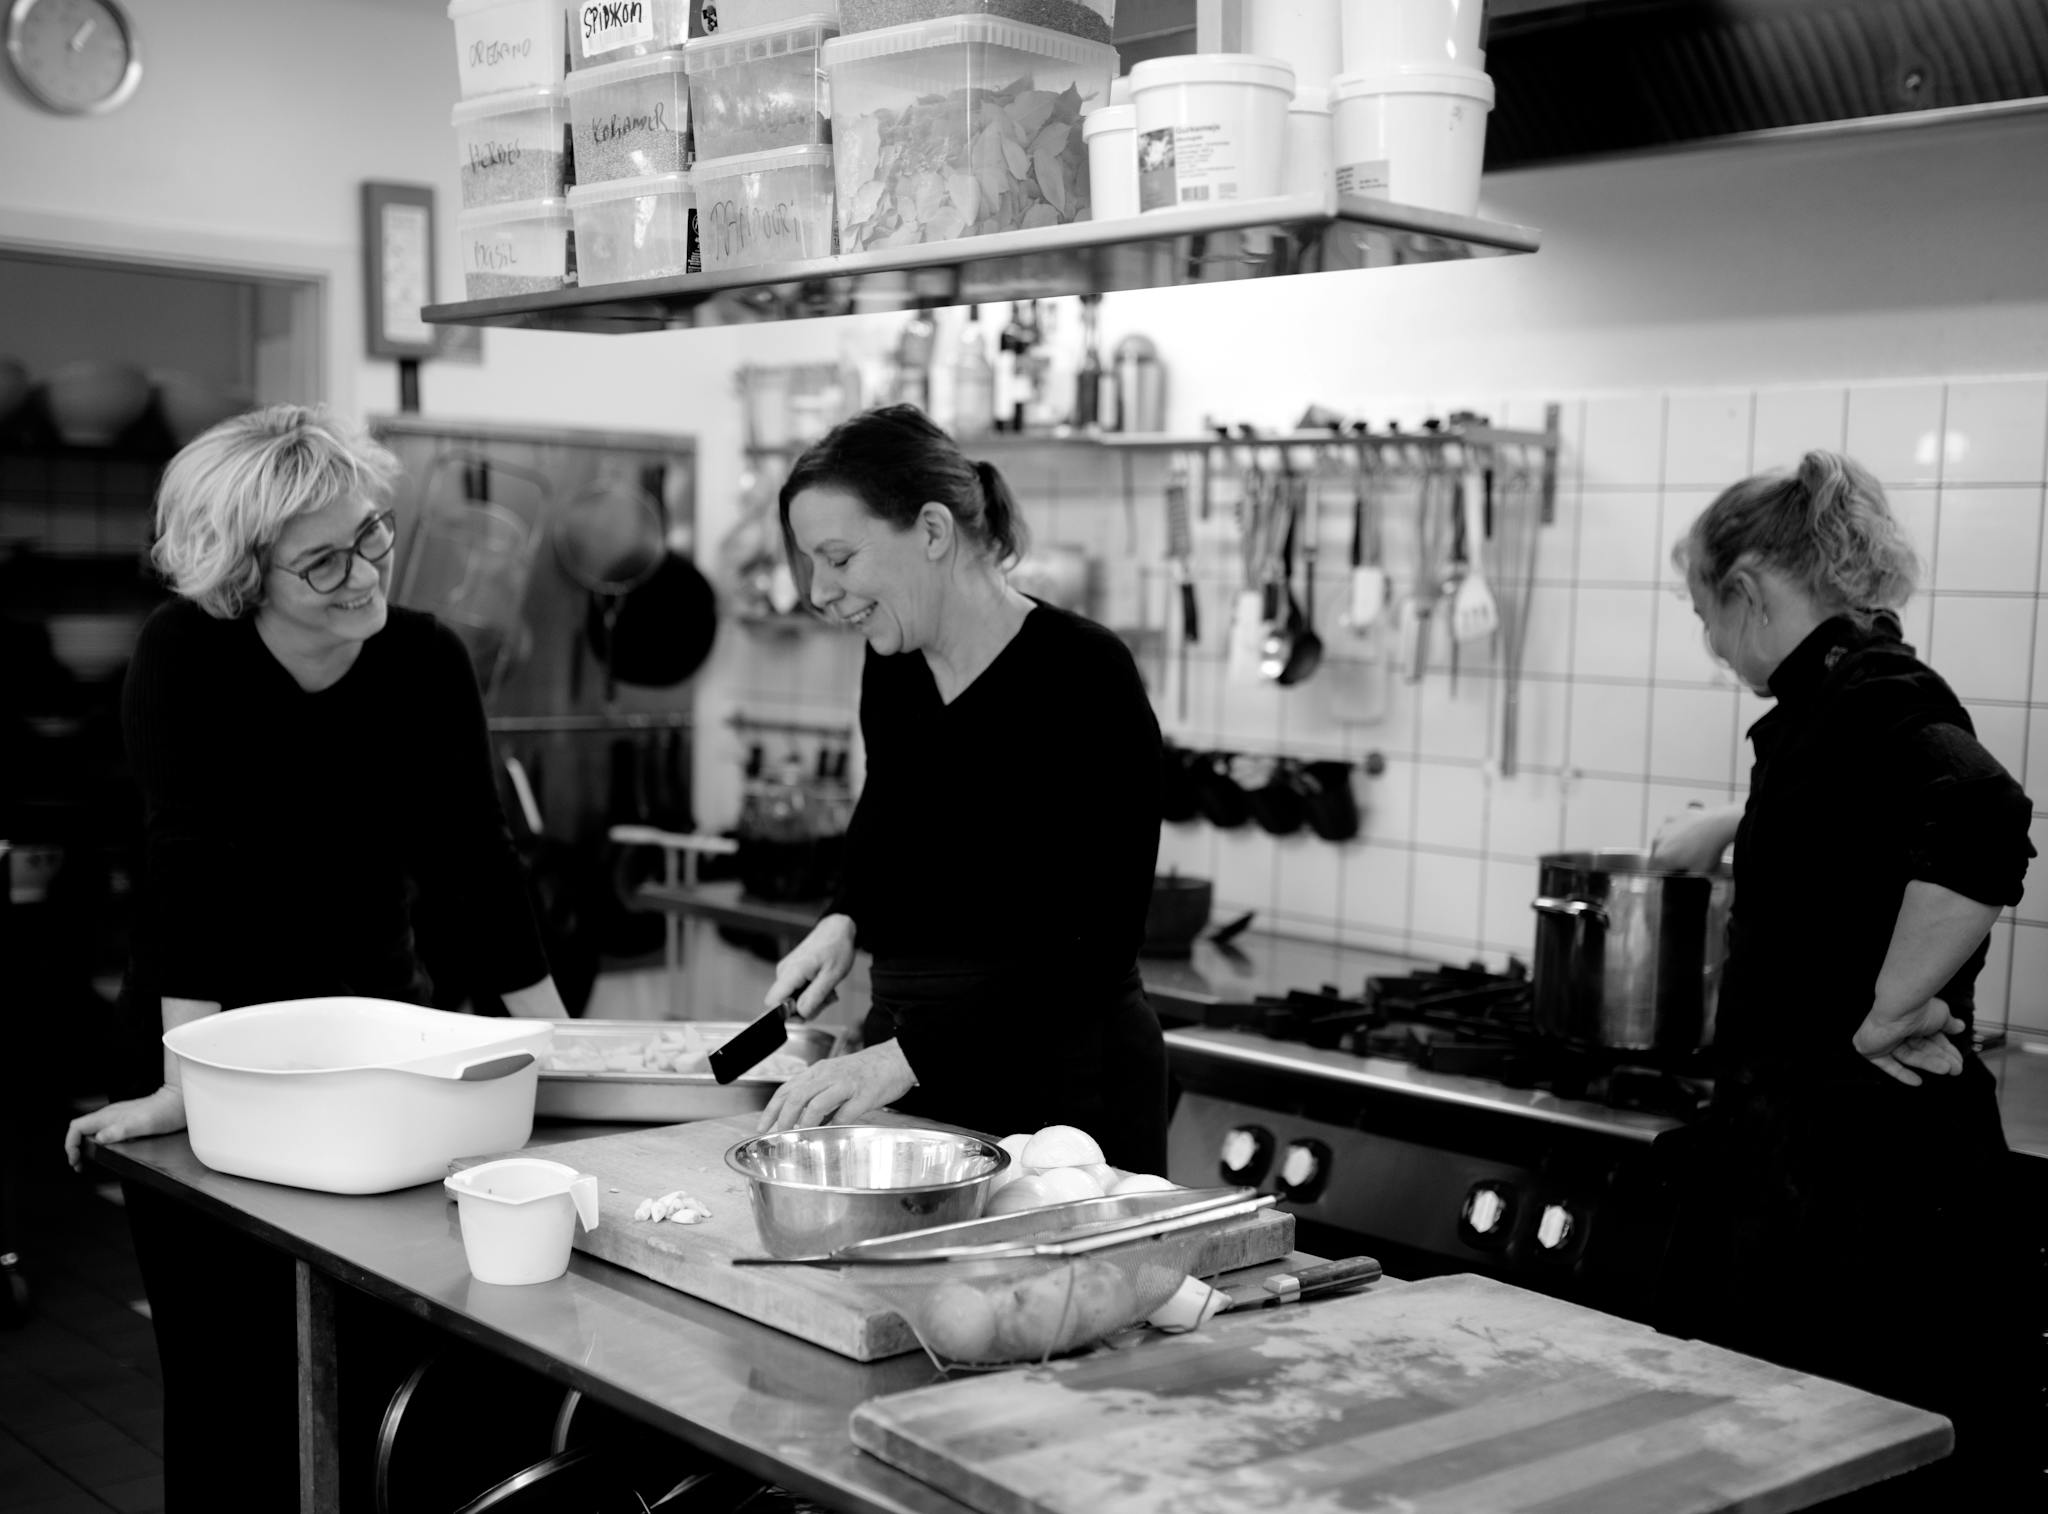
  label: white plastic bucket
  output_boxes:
[1342,0,1487,73]
[1284,85,1333,202]
[1330,67,1494,217]
[445,1158,600,1285]
[1243,0,1342,91]
[1082,104,1139,221]
[1128,54,1296,213]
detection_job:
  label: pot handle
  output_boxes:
[1532,895,1609,928]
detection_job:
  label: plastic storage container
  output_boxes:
[568,170,699,282]
[1284,84,1333,201]
[1343,0,1487,74]
[1330,66,1494,217]
[568,0,690,69]
[1242,0,1341,91]
[684,14,836,160]
[449,0,571,98]
[710,0,839,30]
[445,1158,600,1285]
[838,1,1114,45]
[1081,103,1136,220]
[456,198,578,297]
[1128,53,1295,212]
[163,997,552,1195]
[822,15,1118,252]
[566,49,692,183]
[693,143,837,267]
[452,85,575,207]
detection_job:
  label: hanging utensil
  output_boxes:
[552,471,664,704]
[1452,444,1501,645]
[1343,435,1387,633]
[1227,450,1269,684]
[1258,473,1303,683]
[1279,472,1324,685]
[1401,443,1448,684]
[1165,459,1198,723]
[1499,451,1545,777]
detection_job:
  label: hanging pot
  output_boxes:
[581,463,718,690]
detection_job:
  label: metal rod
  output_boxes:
[729,713,852,739]
[487,712,692,733]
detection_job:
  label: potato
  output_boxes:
[993,1269,1075,1360]
[917,1282,1000,1363]
[1032,1166,1104,1203]
[1060,1259,1137,1349]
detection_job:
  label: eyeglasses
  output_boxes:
[275,511,397,593]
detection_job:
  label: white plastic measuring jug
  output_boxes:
[444,1157,600,1285]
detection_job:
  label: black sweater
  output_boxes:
[122,599,549,1012]
[831,602,1161,986]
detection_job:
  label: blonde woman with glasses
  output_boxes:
[63,404,563,1511]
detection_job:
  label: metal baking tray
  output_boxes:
[536,1018,843,1123]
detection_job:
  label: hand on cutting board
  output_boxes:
[765,913,857,1021]
[64,1086,187,1171]
[1852,996,1966,1086]
[759,1040,916,1133]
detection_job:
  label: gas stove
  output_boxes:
[1162,961,1705,1327]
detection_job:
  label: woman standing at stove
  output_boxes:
[1653,450,2036,1503]
[754,405,1169,1174]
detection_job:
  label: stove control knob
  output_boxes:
[1536,1203,1576,1252]
[1275,1140,1331,1203]
[1218,1126,1273,1185]
[1459,1183,1512,1249]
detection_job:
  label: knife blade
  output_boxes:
[707,999,800,1085]
[1216,1256,1381,1312]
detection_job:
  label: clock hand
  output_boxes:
[69,19,99,51]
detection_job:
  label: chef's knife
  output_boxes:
[1216,1256,1381,1312]
[707,999,800,1085]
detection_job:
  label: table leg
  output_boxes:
[295,1259,342,1513]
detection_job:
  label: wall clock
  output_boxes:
[6,0,142,115]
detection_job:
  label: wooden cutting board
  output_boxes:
[850,1274,1952,1514]
[463,1114,1294,1362]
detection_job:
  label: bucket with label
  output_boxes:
[1128,54,1296,213]
[1330,66,1494,217]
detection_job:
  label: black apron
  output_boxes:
[862,957,1169,1176]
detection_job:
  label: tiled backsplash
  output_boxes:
[718,375,2048,1036]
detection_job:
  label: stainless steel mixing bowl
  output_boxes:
[723,1125,1008,1258]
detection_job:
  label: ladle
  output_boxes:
[1279,474,1325,686]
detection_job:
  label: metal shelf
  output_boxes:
[423,192,1541,334]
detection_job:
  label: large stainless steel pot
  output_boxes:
[1532,850,1732,1055]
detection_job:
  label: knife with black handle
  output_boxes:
[1216,1256,1381,1312]
[707,999,801,1085]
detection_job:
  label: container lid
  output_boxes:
[447,0,529,15]
[564,46,689,92]
[1128,53,1297,95]
[456,196,574,228]
[1331,66,1495,107]
[691,142,834,176]
[450,83,567,125]
[1289,84,1331,115]
[820,13,1119,73]
[684,13,838,72]
[1080,103,1136,139]
[568,170,694,206]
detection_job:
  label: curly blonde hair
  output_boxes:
[1673,450,1918,620]
[152,405,402,619]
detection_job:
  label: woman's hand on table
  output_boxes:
[64,1085,188,1171]
[1852,995,1966,1086]
[758,1040,916,1133]
[765,913,858,1021]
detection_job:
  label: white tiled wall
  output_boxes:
[723,375,2048,1036]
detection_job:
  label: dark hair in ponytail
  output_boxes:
[776,405,1030,604]
[1673,449,1917,620]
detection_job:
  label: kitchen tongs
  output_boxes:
[731,1187,1275,1267]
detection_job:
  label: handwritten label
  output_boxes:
[471,237,521,272]
[590,102,668,143]
[580,1,653,58]
[467,35,534,72]
[467,138,524,173]
[703,195,810,263]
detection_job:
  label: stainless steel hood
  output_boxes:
[1483,0,2048,165]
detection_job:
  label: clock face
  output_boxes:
[7,0,141,115]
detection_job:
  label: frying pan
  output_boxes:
[584,464,719,690]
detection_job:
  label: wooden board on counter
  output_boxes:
[463,1114,1294,1362]
[850,1274,1951,1514]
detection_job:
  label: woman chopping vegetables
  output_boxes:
[1651,451,2036,1503]
[757,406,1169,1174]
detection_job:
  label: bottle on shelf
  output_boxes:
[893,309,937,414]
[950,306,996,438]
[1075,295,1106,431]
[996,301,1039,433]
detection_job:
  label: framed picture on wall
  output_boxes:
[361,182,438,360]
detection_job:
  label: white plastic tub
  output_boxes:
[446,1158,599,1285]
[1128,53,1295,212]
[566,49,692,182]
[684,13,837,160]
[569,0,690,68]
[821,15,1117,251]
[569,170,698,281]
[693,143,837,267]
[1081,103,1136,220]
[1242,0,1341,91]
[452,85,575,207]
[1330,66,1493,217]
[449,0,571,98]
[1284,84,1333,201]
[1343,0,1486,73]
[456,197,578,297]
[165,998,552,1194]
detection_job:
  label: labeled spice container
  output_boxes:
[448,0,571,98]
[452,86,575,207]
[1128,53,1295,212]
[568,0,691,70]
[568,170,699,282]
[821,15,1117,252]
[838,0,1115,46]
[565,48,692,183]
[693,143,837,269]
[456,198,578,298]
[1330,66,1494,216]
[684,14,837,160]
